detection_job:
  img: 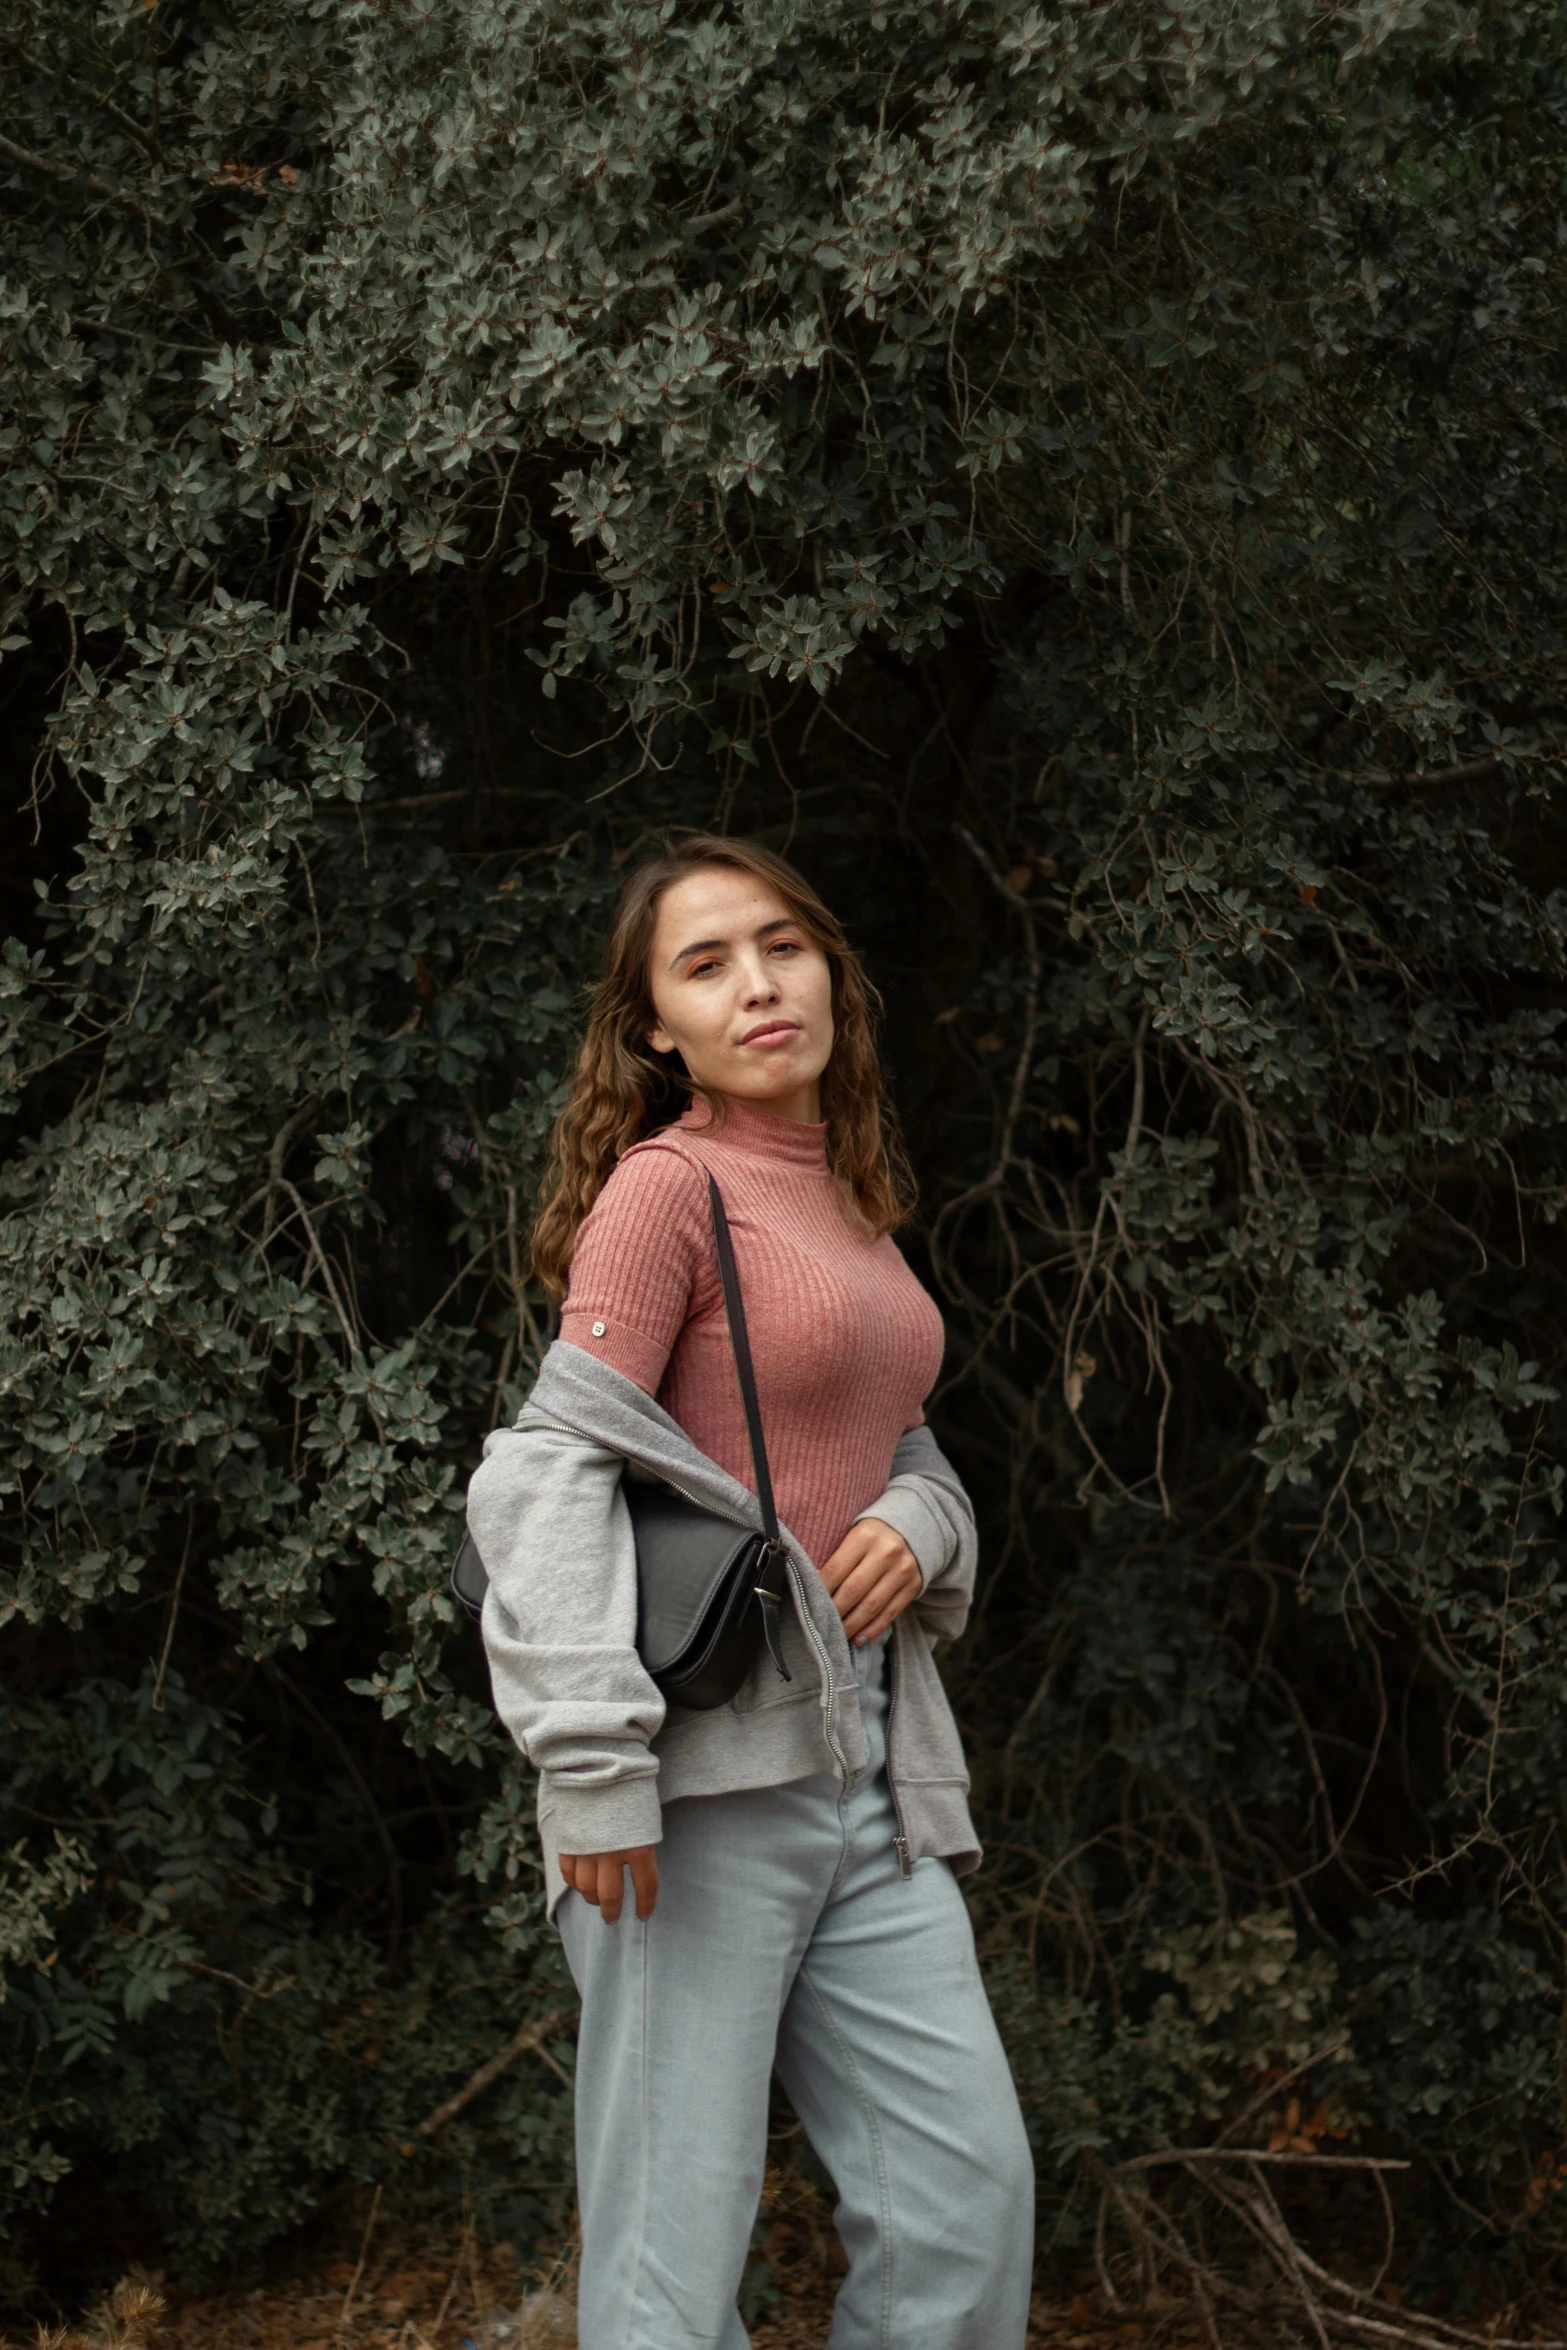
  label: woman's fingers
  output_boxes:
[558,1847,659,1923]
[817,1523,876,1594]
[840,1559,921,1641]
[628,1847,660,1919]
[596,1856,627,1922]
[831,1560,886,1621]
[820,1520,922,1642]
[821,1520,910,1600]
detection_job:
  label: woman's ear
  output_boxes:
[647,1020,675,1056]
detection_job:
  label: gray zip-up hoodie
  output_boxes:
[467,1338,981,1910]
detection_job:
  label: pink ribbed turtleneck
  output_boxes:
[559,1101,946,1567]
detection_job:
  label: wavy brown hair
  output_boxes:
[530,835,916,1298]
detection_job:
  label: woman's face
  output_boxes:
[645,865,835,1122]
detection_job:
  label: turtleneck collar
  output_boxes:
[676,1095,829,1169]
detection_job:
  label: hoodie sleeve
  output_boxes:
[468,1415,667,1855]
[850,1422,977,1643]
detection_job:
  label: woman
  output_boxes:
[467,835,1033,2350]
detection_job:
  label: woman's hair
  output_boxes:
[530,834,916,1299]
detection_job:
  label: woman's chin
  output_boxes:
[714,1067,820,1115]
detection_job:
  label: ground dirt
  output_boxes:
[6,2206,1197,2350]
[15,2183,1560,2350]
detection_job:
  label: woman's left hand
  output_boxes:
[818,1517,922,1645]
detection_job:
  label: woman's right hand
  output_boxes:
[558,1845,660,1922]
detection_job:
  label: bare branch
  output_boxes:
[417,2010,573,2135]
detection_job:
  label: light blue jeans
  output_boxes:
[558,1638,1034,2349]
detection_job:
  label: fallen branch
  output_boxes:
[1329,2313,1551,2350]
[417,2009,572,2136]
[1290,2224,1567,2350]
[1120,2146,1411,2174]
[1090,2142,1567,2350]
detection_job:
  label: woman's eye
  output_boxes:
[770,939,802,956]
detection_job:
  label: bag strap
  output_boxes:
[707,1174,790,1678]
[705,1174,780,1545]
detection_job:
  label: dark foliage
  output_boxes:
[4,0,1567,2310]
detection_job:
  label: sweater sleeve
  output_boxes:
[560,1144,712,1395]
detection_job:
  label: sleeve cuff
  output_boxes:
[543,1773,664,1856]
[852,1483,948,1591]
[559,1311,669,1395]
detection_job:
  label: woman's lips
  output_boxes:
[739,1021,800,1047]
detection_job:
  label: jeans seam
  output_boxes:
[796,1959,896,2350]
[618,1915,654,2350]
[824,1781,857,1901]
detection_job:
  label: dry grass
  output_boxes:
[7,2251,1193,2350]
[162,2231,545,2350]
[3,2213,1190,2350]
[5,2233,558,2350]
[21,2171,1537,2350]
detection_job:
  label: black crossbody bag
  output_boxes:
[451,1173,793,1712]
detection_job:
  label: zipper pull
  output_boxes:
[894,1835,912,1880]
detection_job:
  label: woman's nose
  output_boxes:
[738,957,781,1003]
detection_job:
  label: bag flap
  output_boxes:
[451,1530,488,1622]
[628,1484,758,1675]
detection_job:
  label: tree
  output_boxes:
[4,0,1567,2311]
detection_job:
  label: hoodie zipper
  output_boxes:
[885,1627,913,1878]
[523,1409,849,1773]
[787,1564,847,1773]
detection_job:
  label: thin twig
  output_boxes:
[276,1177,359,1348]
[0,127,147,210]
[256,1096,322,1246]
[1093,2171,1123,2311]
[1209,2035,1352,2149]
[424,2205,474,2346]
[417,2010,573,2135]
[274,1669,404,1965]
[954,824,1044,1173]
[151,1503,195,1711]
[1117,2145,1409,2174]
[337,2182,382,2339]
